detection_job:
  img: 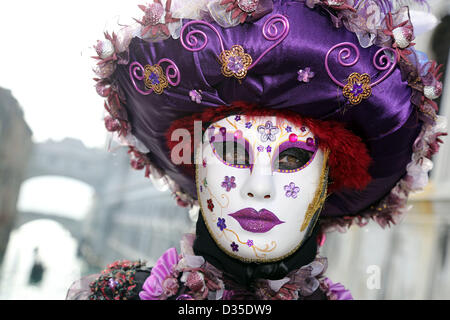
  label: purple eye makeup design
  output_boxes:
[211,132,253,169]
[273,139,318,173]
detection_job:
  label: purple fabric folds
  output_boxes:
[113,0,420,219]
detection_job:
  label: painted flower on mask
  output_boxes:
[207,199,214,212]
[231,242,239,252]
[221,176,237,192]
[284,182,300,199]
[285,126,292,133]
[257,121,280,142]
[247,240,254,247]
[245,122,253,129]
[266,146,272,153]
[257,145,264,152]
[235,115,241,122]
[217,218,227,231]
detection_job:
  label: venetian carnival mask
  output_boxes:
[196,115,329,262]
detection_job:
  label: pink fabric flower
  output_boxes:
[139,248,180,300]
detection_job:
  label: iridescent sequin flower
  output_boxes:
[189,90,203,104]
[221,176,237,192]
[144,64,168,94]
[217,218,227,231]
[343,72,372,105]
[284,182,300,199]
[257,121,280,142]
[231,242,239,252]
[220,45,253,80]
[298,67,315,83]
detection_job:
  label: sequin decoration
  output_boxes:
[144,64,168,94]
[284,182,300,199]
[217,218,227,231]
[257,121,280,142]
[297,67,315,83]
[343,72,372,105]
[189,89,203,104]
[221,176,237,192]
[207,199,214,212]
[220,45,253,80]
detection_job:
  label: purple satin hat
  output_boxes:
[93,0,446,231]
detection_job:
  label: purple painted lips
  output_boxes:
[229,208,284,233]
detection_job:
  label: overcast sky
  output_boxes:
[0,0,143,148]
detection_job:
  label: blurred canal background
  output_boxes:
[0,0,449,300]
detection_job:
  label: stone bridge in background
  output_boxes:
[15,138,127,242]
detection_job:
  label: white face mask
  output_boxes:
[195,115,329,262]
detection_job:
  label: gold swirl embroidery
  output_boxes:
[220,45,253,80]
[223,228,277,259]
[144,64,168,95]
[342,72,372,105]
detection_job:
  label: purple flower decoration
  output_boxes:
[247,240,254,247]
[257,145,264,152]
[284,182,300,199]
[286,126,292,133]
[245,122,253,129]
[221,176,236,192]
[235,115,241,122]
[217,218,227,231]
[266,145,272,153]
[231,242,239,252]
[298,67,315,83]
[189,90,203,104]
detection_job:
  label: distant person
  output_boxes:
[28,248,45,286]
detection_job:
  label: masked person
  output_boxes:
[67,0,446,300]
